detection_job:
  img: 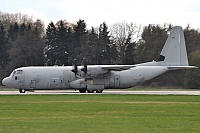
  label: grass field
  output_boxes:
[0,87,17,91]
[0,95,200,133]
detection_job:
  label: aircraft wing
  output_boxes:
[82,65,136,78]
[100,65,136,71]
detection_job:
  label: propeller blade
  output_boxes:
[71,59,78,75]
[81,58,87,75]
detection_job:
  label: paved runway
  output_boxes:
[0,90,200,95]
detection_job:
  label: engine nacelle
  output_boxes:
[86,65,108,77]
[69,78,86,89]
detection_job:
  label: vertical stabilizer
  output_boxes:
[157,26,189,66]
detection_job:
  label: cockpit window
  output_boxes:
[17,70,23,74]
[11,69,23,78]
[12,71,16,77]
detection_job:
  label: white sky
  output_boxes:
[1,0,200,29]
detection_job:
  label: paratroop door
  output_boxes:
[30,80,36,88]
[114,75,120,87]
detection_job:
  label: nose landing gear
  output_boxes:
[19,89,26,93]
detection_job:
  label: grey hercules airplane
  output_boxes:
[2,26,197,93]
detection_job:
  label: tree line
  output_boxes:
[0,12,200,88]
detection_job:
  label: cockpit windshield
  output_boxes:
[16,70,23,74]
[11,69,23,77]
[11,71,16,77]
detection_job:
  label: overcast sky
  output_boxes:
[1,0,200,29]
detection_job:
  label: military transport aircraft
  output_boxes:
[2,26,197,93]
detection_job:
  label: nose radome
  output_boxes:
[2,77,9,86]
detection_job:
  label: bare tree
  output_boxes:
[110,22,141,63]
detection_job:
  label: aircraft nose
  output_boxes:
[2,77,10,86]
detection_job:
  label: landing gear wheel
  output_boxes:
[79,89,86,93]
[96,90,103,93]
[87,90,94,93]
[19,89,26,93]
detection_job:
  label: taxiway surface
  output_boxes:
[0,90,200,95]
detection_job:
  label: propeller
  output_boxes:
[71,59,78,76]
[81,58,87,75]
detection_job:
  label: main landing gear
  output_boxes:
[96,90,103,93]
[78,89,103,93]
[79,89,87,93]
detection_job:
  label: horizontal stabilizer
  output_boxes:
[167,66,198,70]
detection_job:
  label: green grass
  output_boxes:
[0,86,17,91]
[0,95,200,133]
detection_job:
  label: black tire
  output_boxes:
[87,90,94,93]
[19,89,26,93]
[96,90,103,93]
[79,89,86,93]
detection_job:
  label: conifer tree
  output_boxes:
[45,21,58,65]
[0,23,8,69]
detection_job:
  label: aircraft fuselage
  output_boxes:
[2,65,168,92]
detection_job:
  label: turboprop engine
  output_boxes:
[86,65,108,77]
[71,58,108,78]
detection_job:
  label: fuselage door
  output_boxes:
[62,70,72,87]
[114,75,120,87]
[30,80,36,89]
[59,76,64,84]
[50,78,59,89]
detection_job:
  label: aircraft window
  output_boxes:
[15,76,17,80]
[17,70,23,74]
[12,71,16,77]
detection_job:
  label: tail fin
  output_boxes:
[157,26,188,66]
